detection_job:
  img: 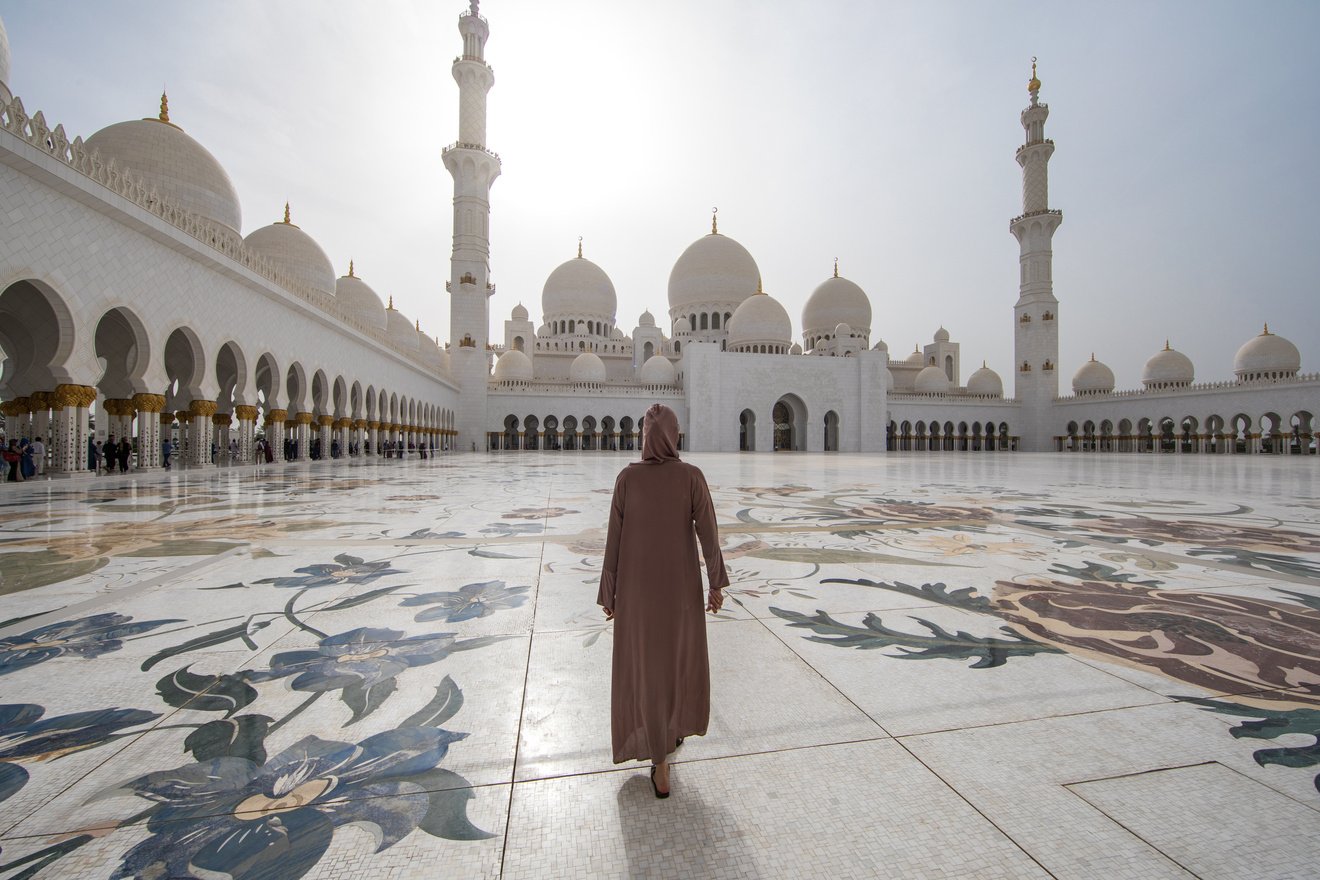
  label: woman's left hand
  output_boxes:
[602,607,614,621]
[705,589,723,614]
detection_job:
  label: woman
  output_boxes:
[3,439,22,482]
[598,403,728,799]
[18,438,34,480]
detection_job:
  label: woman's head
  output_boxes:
[641,403,680,463]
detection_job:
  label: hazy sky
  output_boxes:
[4,1,1318,389]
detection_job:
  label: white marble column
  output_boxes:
[265,410,287,462]
[47,385,95,475]
[133,394,166,469]
[189,401,217,468]
[235,406,257,463]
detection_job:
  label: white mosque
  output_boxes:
[0,3,1316,476]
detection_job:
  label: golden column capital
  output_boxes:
[159,411,175,425]
[265,409,288,424]
[368,420,381,430]
[211,413,232,427]
[335,417,352,429]
[101,398,132,416]
[189,400,219,418]
[317,415,334,428]
[353,419,368,430]
[234,405,259,421]
[176,410,193,423]
[295,412,315,425]
[131,393,167,413]
[6,396,32,415]
[53,384,97,408]
[28,391,51,411]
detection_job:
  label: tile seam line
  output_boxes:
[496,485,551,879]
[0,545,249,638]
[750,595,1063,878]
[1061,775,1205,879]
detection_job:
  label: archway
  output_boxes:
[772,394,806,451]
[740,409,756,451]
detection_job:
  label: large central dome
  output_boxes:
[542,256,617,320]
[668,231,760,313]
[85,101,242,236]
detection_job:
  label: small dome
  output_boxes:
[243,211,335,297]
[542,256,617,320]
[1234,325,1300,379]
[1072,355,1115,395]
[0,13,12,104]
[639,309,656,327]
[727,291,792,350]
[934,326,950,342]
[906,347,925,365]
[493,349,533,384]
[85,105,242,235]
[802,274,872,339]
[639,354,676,386]
[966,363,1003,397]
[1142,342,1194,388]
[668,231,760,312]
[537,323,550,335]
[789,342,803,355]
[511,302,529,321]
[336,270,387,331]
[386,303,419,352]
[873,339,888,353]
[914,364,950,394]
[570,351,607,385]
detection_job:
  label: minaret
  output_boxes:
[1009,59,1062,451]
[443,0,501,451]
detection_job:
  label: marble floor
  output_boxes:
[0,452,1317,879]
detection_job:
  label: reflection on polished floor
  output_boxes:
[0,452,1317,879]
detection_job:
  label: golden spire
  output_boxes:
[159,90,170,123]
[387,295,395,310]
[1090,352,1096,362]
[348,260,356,278]
[577,236,583,259]
[282,202,291,224]
[1028,57,1040,93]
[756,276,764,294]
[1164,339,1171,351]
[982,360,987,368]
[416,319,421,331]
[833,257,839,278]
[711,207,719,235]
[1263,322,1272,335]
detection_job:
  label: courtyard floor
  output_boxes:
[0,452,1317,879]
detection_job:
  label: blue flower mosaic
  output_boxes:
[400,580,531,623]
[0,702,161,804]
[478,522,543,536]
[254,554,403,589]
[0,613,182,675]
[104,727,485,880]
[266,627,460,692]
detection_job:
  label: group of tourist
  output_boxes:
[2,435,43,481]
[86,435,134,474]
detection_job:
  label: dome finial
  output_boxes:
[756,276,764,295]
[282,202,291,224]
[1263,322,1271,335]
[1164,339,1171,351]
[1090,352,1096,362]
[577,236,583,259]
[159,89,170,123]
[711,206,719,235]
[348,259,355,278]
[1028,56,1041,94]
[416,319,421,332]
[833,257,839,278]
[387,295,394,310]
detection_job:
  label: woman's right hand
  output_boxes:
[705,589,723,614]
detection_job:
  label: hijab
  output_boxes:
[639,403,680,464]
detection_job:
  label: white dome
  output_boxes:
[668,232,760,312]
[934,326,950,342]
[511,302,529,321]
[906,347,925,365]
[612,327,625,340]
[494,349,533,384]
[570,351,607,385]
[639,309,656,327]
[243,213,335,297]
[1072,356,1115,394]
[727,292,792,350]
[873,339,889,353]
[386,305,419,352]
[542,256,616,320]
[0,13,12,104]
[1234,326,1300,379]
[1142,343,1194,388]
[789,342,803,355]
[914,364,950,394]
[834,322,853,337]
[421,335,447,373]
[336,271,386,330]
[85,110,242,235]
[639,354,676,386]
[966,364,1003,397]
[802,275,871,338]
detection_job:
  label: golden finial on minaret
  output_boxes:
[348,260,356,278]
[282,202,291,224]
[711,207,719,235]
[159,90,170,123]
[1028,56,1040,93]
[577,236,583,259]
[833,257,839,278]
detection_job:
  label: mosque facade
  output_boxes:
[0,4,1316,477]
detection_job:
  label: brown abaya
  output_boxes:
[598,404,729,765]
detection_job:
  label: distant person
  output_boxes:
[4,439,22,482]
[29,436,45,475]
[598,403,728,799]
[162,438,173,470]
[88,436,100,473]
[18,438,34,479]
[118,437,132,472]
[103,436,117,473]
